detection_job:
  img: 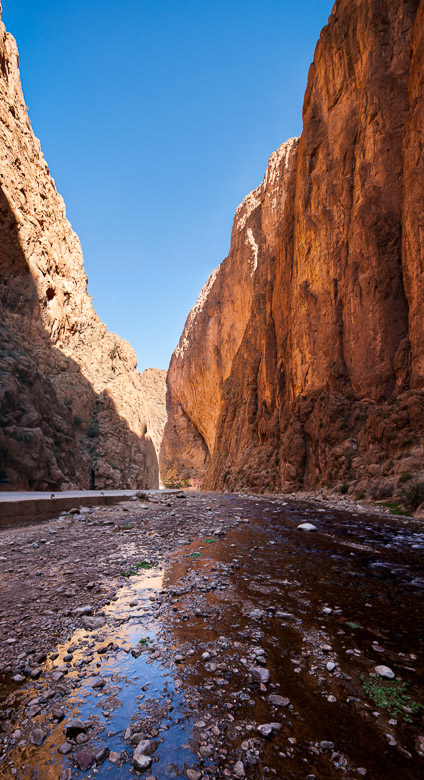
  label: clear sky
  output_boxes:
[3,0,334,371]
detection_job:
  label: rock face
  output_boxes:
[160,139,298,486]
[0,8,165,490]
[162,0,424,497]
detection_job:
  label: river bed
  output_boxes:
[0,492,423,779]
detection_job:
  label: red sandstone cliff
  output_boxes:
[160,139,298,486]
[162,0,424,499]
[0,8,165,490]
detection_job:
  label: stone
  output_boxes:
[64,718,87,738]
[297,523,317,532]
[133,739,157,756]
[30,728,46,746]
[186,770,202,780]
[81,616,106,630]
[74,750,94,771]
[95,747,110,765]
[199,745,213,757]
[58,743,73,755]
[326,662,336,672]
[234,760,245,778]
[268,694,290,707]
[251,666,270,684]
[257,724,273,737]
[133,752,152,771]
[375,665,395,679]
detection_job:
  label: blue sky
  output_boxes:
[3,0,334,371]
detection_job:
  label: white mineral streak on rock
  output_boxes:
[246,227,259,276]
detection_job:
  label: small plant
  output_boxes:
[139,637,152,646]
[120,561,152,577]
[361,674,423,723]
[73,416,82,426]
[346,621,363,630]
[190,552,204,559]
[203,538,216,544]
[340,483,349,495]
[398,472,413,485]
[380,501,408,516]
[163,475,190,489]
[355,490,365,500]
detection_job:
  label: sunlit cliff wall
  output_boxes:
[162,0,424,498]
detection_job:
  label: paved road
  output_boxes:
[0,489,173,526]
[0,489,163,503]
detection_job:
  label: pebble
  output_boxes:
[58,742,73,755]
[74,750,94,771]
[133,750,152,771]
[268,694,290,707]
[186,770,202,780]
[30,728,46,746]
[234,760,246,777]
[257,724,273,737]
[199,745,214,757]
[326,662,336,672]
[251,666,270,684]
[375,665,395,679]
[297,523,317,531]
[64,718,87,738]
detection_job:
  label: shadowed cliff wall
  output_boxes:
[0,8,161,490]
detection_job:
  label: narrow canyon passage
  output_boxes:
[0,492,423,779]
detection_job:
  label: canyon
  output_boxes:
[1,0,424,501]
[161,0,424,501]
[0,4,166,491]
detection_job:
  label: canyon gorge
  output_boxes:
[1,3,424,779]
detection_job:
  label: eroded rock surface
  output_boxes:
[0,7,165,490]
[163,0,424,496]
[160,139,298,486]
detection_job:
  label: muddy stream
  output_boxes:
[0,492,423,779]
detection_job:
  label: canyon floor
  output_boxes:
[0,492,423,780]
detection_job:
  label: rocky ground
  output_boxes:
[0,491,423,779]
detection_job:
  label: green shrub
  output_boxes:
[398,472,412,485]
[361,674,422,723]
[340,482,349,495]
[73,416,82,426]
